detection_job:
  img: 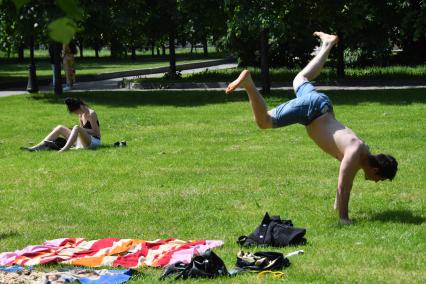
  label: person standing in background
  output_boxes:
[62,41,77,91]
[48,43,56,86]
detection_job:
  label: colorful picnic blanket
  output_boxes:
[0,266,133,284]
[0,238,224,268]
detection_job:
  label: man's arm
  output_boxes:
[336,149,360,224]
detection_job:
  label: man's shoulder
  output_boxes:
[342,140,368,164]
[346,139,366,154]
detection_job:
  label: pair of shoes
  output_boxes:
[20,144,48,152]
[20,146,36,152]
[113,141,127,147]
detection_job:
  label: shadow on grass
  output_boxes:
[326,88,426,106]
[26,88,426,109]
[0,230,19,240]
[369,210,425,224]
[27,90,249,108]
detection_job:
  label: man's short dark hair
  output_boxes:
[368,154,398,180]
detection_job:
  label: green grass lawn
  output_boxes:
[0,89,425,283]
[0,50,225,84]
[135,65,426,84]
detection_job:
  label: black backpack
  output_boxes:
[160,250,229,280]
[238,212,306,247]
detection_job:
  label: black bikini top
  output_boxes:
[82,119,100,129]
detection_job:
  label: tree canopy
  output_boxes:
[0,0,424,68]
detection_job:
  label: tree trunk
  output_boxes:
[168,33,176,76]
[203,36,208,56]
[26,34,38,93]
[151,44,155,56]
[79,40,84,58]
[157,47,160,56]
[162,44,166,56]
[18,44,24,62]
[110,45,116,58]
[110,39,119,58]
[190,43,193,54]
[131,45,136,60]
[94,42,99,58]
[53,42,63,96]
[260,29,270,95]
[336,31,345,79]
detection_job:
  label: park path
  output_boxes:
[1,62,425,97]
[0,62,237,97]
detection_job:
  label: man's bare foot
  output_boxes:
[225,70,251,94]
[313,32,338,46]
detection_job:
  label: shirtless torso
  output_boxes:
[306,112,365,162]
[306,112,376,224]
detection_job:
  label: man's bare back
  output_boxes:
[306,112,367,162]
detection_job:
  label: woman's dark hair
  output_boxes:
[69,41,78,55]
[64,97,86,113]
[368,154,398,180]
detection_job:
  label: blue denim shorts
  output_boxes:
[270,81,333,127]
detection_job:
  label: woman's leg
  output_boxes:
[293,32,338,91]
[225,70,273,129]
[70,59,75,85]
[30,125,71,149]
[59,125,91,152]
[63,58,71,87]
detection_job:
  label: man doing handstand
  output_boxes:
[225,32,398,225]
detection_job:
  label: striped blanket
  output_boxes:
[0,238,223,268]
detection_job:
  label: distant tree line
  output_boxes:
[0,0,425,78]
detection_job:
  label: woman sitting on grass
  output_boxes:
[25,97,101,152]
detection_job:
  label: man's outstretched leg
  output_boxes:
[225,32,338,129]
[225,70,273,129]
[293,32,338,91]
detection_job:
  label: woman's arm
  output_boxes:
[86,111,100,138]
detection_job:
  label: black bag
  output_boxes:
[238,212,306,247]
[44,137,67,150]
[236,251,290,271]
[159,250,229,280]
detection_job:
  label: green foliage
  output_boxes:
[134,65,426,84]
[225,0,425,69]
[1,0,425,65]
[56,0,83,21]
[179,0,226,46]
[48,17,77,44]
[12,0,28,10]
[6,0,82,44]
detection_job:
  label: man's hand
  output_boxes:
[340,218,352,225]
[334,191,339,210]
